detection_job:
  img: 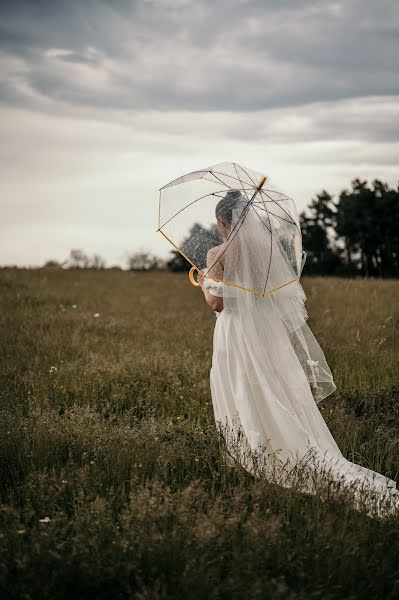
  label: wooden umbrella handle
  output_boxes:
[189,266,200,287]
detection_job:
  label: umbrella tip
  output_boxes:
[257,176,267,190]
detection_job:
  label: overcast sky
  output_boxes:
[1,0,398,267]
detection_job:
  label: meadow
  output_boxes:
[1,268,398,599]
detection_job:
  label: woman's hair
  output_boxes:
[215,189,245,223]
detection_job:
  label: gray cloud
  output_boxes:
[1,1,398,267]
[1,0,398,113]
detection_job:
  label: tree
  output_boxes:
[299,191,342,275]
[166,222,222,272]
[67,249,90,269]
[91,253,106,269]
[42,259,62,269]
[127,250,165,271]
[64,249,106,269]
[334,179,399,277]
[167,250,191,272]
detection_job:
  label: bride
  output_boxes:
[197,188,399,519]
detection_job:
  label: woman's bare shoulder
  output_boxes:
[207,244,226,271]
[207,243,227,260]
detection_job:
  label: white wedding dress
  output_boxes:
[203,277,399,519]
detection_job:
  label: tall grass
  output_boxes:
[0,269,398,599]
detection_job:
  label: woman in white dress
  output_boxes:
[197,189,399,519]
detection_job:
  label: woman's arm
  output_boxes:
[198,273,224,312]
[197,247,224,313]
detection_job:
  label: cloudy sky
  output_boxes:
[1,0,398,267]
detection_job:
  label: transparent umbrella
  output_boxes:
[157,161,306,296]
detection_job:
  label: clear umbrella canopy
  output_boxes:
[157,161,306,297]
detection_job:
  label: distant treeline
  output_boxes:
[299,178,399,277]
[40,178,398,278]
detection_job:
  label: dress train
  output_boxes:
[209,303,399,519]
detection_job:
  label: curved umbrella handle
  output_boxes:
[189,266,200,287]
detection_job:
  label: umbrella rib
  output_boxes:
[260,188,296,203]
[237,163,258,187]
[260,190,301,236]
[253,204,296,226]
[206,169,256,188]
[233,163,251,201]
[213,187,256,197]
[158,189,232,230]
[208,171,233,189]
[251,205,272,233]
[259,193,273,295]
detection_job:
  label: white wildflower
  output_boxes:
[39,516,51,523]
[49,366,58,374]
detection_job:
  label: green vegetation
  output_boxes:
[1,269,398,599]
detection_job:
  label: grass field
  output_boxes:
[1,268,399,599]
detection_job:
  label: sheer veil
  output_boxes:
[211,193,336,404]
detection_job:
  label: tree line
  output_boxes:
[299,178,399,277]
[40,177,398,278]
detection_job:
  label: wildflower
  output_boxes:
[39,516,51,523]
[16,529,26,535]
[93,313,100,318]
[49,366,58,374]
